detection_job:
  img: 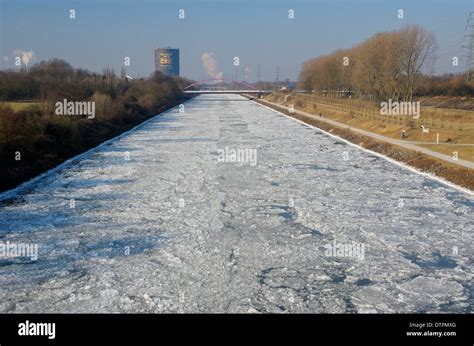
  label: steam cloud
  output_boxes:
[14,49,35,65]
[201,52,223,79]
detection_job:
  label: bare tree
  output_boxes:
[298,25,438,101]
[398,25,438,101]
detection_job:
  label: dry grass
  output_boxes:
[0,101,42,112]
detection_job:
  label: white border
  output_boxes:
[254,100,474,197]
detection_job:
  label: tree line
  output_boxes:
[298,25,472,101]
[0,59,191,192]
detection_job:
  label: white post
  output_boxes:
[436,133,439,144]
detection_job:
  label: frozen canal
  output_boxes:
[0,94,472,313]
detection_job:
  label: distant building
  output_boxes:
[154,47,180,77]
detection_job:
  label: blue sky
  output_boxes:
[1,0,473,81]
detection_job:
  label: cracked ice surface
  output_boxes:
[0,94,472,313]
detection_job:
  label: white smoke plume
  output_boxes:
[201,51,223,79]
[14,49,35,66]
